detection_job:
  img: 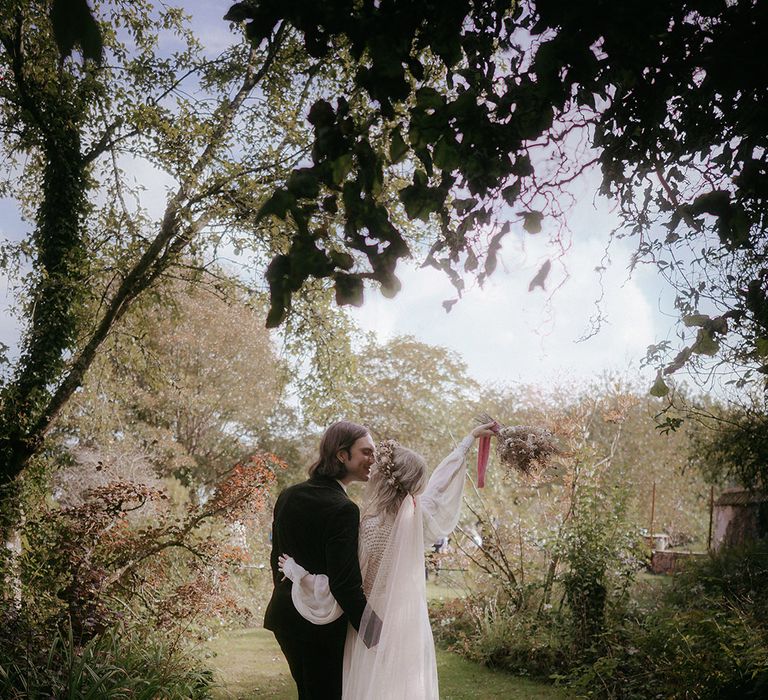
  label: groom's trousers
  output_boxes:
[274,630,345,699]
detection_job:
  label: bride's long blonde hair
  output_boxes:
[363,441,427,518]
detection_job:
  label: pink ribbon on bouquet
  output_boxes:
[477,421,500,488]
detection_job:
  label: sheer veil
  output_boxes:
[342,495,438,700]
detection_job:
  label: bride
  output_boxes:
[278,423,494,699]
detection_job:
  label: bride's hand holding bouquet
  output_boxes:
[474,413,563,486]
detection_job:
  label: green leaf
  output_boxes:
[755,338,768,358]
[452,197,476,213]
[682,314,710,327]
[442,298,459,312]
[266,303,286,328]
[331,153,354,186]
[389,129,408,164]
[265,254,291,328]
[379,272,402,298]
[51,0,103,63]
[286,168,320,199]
[709,315,728,335]
[257,189,295,221]
[407,57,425,80]
[484,227,510,277]
[330,250,354,270]
[415,87,444,110]
[399,183,439,222]
[521,211,543,234]
[501,181,521,205]
[334,273,364,307]
[413,147,433,176]
[307,99,335,127]
[691,328,719,356]
[690,189,730,217]
[528,259,551,291]
[223,2,251,22]
[322,195,338,213]
[650,372,670,398]
[433,139,460,171]
[724,207,751,249]
[511,154,533,177]
[664,346,692,374]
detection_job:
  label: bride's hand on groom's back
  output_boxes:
[278,553,290,581]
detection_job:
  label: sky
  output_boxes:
[190,1,674,392]
[0,1,677,395]
[346,197,667,391]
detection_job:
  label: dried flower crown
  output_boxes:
[374,439,404,491]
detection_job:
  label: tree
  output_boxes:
[451,378,706,611]
[0,0,346,517]
[226,0,766,390]
[302,333,479,467]
[3,0,766,528]
[687,393,768,491]
[20,453,281,641]
[58,281,284,487]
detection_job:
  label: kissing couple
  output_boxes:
[264,419,495,699]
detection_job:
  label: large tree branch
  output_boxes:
[0,12,46,136]
[25,36,283,454]
[82,53,236,164]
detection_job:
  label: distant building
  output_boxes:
[712,488,768,550]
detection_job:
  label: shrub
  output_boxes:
[430,596,482,650]
[430,593,571,679]
[433,539,768,698]
[18,454,280,642]
[0,452,282,697]
[0,614,214,699]
[568,543,768,699]
[569,606,768,699]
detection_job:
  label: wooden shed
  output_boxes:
[712,488,768,550]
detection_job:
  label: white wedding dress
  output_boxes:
[280,435,474,700]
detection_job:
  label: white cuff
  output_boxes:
[281,556,307,583]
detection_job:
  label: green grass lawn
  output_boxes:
[427,577,466,601]
[426,565,473,601]
[205,627,293,699]
[204,627,564,699]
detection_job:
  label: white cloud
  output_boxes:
[348,228,662,390]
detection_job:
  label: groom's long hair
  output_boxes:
[309,420,370,479]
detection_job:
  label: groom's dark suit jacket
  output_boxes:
[264,475,367,642]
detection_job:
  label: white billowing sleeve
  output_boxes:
[421,434,474,545]
[280,556,343,625]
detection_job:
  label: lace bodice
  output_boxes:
[359,513,394,594]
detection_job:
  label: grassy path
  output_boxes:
[204,627,564,699]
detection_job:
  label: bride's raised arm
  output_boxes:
[421,423,495,544]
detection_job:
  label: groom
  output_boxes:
[264,420,377,699]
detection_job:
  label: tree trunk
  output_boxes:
[0,102,88,592]
[0,133,87,476]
